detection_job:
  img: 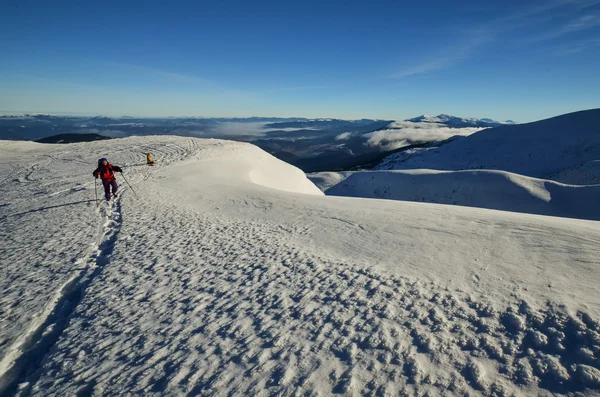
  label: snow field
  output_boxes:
[24,194,600,396]
[1,136,599,396]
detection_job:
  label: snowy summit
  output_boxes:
[0,136,600,396]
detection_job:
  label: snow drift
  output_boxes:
[167,140,323,196]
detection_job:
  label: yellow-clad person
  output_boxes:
[146,152,155,166]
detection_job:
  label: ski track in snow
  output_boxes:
[0,136,599,396]
[0,198,122,395]
[0,138,196,394]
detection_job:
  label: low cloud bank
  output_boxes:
[209,122,269,137]
[335,132,352,141]
[364,121,482,150]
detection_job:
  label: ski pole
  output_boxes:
[94,178,99,206]
[119,172,138,197]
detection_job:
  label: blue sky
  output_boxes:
[1,0,599,121]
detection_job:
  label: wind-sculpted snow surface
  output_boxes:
[23,204,600,396]
[1,136,600,396]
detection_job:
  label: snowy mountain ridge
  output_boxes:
[385,108,600,180]
[406,114,516,128]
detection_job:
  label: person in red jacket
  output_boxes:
[93,158,123,201]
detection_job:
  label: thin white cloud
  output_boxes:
[335,132,352,141]
[389,0,600,79]
[524,13,600,43]
[110,62,215,85]
[496,0,599,28]
[499,1,600,49]
[107,62,252,98]
[551,37,600,55]
[389,33,489,79]
[389,59,450,79]
[111,63,338,99]
[263,84,338,93]
[264,127,319,132]
[569,0,600,9]
[501,0,579,23]
[363,122,482,151]
[553,46,586,55]
[209,122,269,137]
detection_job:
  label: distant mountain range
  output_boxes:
[0,114,390,141]
[0,115,316,141]
[405,114,516,128]
[376,108,600,183]
[0,113,512,142]
[310,108,600,220]
[263,119,391,131]
[0,112,518,173]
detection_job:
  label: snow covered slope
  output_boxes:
[322,169,600,220]
[378,109,600,184]
[551,160,600,185]
[1,136,600,396]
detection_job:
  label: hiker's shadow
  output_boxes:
[127,163,154,168]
